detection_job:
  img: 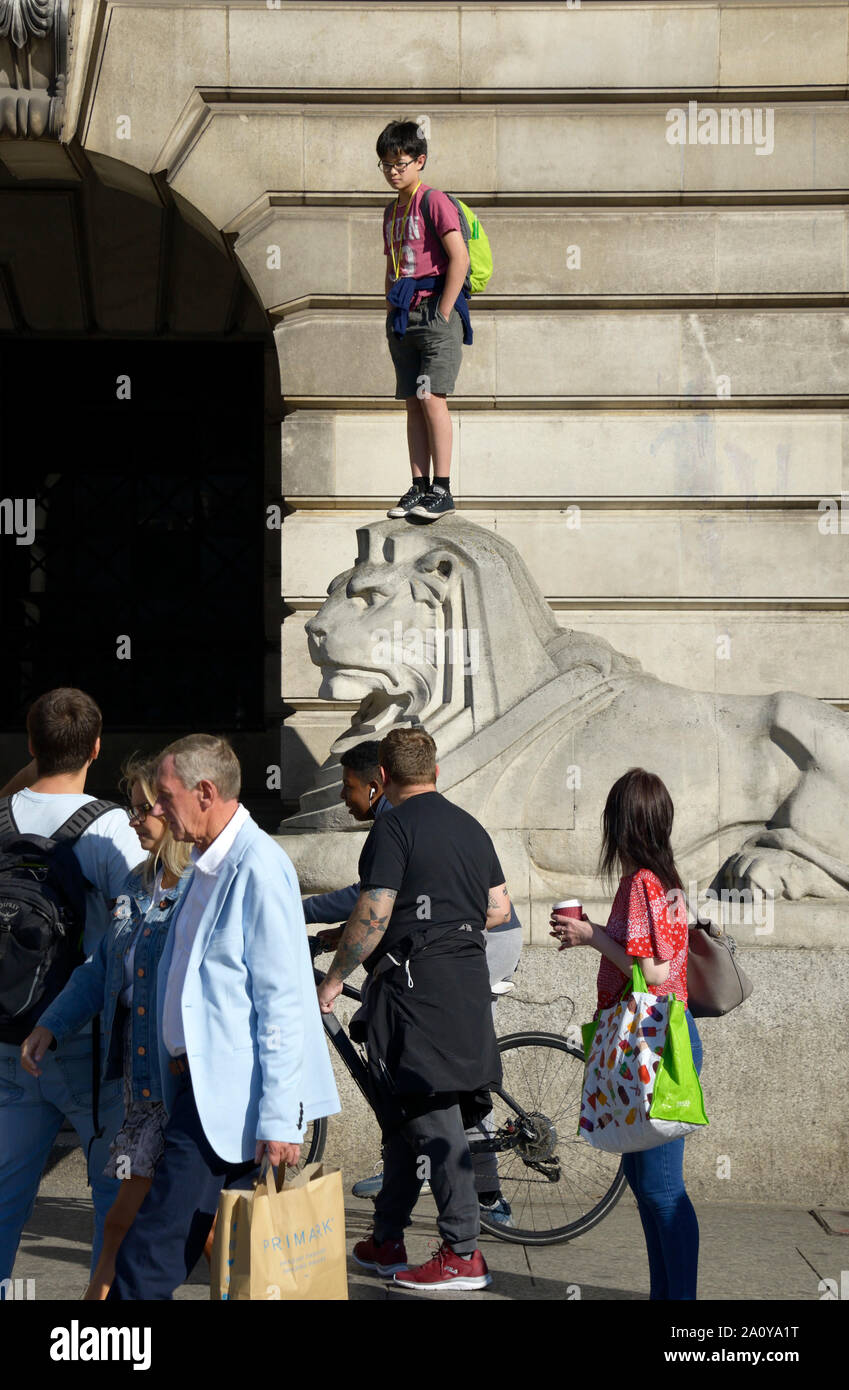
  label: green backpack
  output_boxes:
[420,189,493,296]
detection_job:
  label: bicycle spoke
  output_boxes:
[479,1034,626,1244]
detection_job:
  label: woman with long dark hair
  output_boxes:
[551,767,702,1300]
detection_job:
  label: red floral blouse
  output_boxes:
[595,868,689,1012]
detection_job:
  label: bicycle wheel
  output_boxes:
[476,1031,626,1246]
[291,1115,327,1171]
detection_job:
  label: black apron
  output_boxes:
[355,923,502,1133]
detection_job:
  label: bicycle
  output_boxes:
[301,936,626,1246]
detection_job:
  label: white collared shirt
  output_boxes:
[162,803,250,1057]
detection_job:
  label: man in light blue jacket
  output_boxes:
[107,734,340,1301]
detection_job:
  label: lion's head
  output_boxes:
[292,518,640,822]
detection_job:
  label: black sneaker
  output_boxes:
[409,485,456,520]
[387,485,429,519]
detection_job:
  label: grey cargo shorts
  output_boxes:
[385,295,464,399]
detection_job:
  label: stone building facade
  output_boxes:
[2,1,847,1203]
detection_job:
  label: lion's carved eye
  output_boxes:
[347,579,392,608]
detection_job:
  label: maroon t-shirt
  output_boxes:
[383,183,462,306]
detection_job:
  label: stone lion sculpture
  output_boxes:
[280,518,849,916]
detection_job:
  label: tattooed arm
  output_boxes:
[316,887,398,1014]
[485,881,512,930]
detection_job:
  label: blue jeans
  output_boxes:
[0,1032,124,1286]
[621,1010,703,1301]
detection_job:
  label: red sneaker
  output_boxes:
[352,1234,408,1276]
[392,1242,491,1293]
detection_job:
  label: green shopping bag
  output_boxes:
[578,962,708,1152]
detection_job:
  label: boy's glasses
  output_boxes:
[378,159,417,173]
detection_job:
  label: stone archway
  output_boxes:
[0,6,283,817]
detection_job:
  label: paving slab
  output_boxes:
[10,1146,845,1304]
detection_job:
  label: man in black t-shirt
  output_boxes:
[316,727,512,1294]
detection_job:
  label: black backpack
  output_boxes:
[0,796,118,1046]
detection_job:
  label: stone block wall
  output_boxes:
[62,1,849,1201]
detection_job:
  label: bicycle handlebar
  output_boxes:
[308,933,329,961]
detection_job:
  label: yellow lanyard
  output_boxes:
[389,180,422,281]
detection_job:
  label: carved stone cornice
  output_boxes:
[0,2,53,47]
[0,0,68,138]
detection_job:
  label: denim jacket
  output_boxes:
[38,864,193,1104]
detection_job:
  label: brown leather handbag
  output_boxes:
[686,919,754,1018]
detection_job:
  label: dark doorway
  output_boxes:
[0,339,265,732]
[0,149,282,819]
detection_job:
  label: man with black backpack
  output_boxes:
[0,688,141,1287]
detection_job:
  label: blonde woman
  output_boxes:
[20,755,193,1299]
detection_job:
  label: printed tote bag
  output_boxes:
[579,962,708,1153]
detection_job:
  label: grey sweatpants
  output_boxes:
[483,922,523,1016]
[468,923,523,1191]
[366,923,523,1214]
[373,1093,480,1254]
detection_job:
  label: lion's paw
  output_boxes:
[721,845,830,901]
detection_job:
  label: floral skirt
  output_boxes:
[103,1016,168,1181]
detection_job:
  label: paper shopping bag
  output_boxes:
[578,962,708,1154]
[210,1162,348,1301]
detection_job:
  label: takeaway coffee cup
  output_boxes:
[552,898,583,923]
